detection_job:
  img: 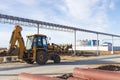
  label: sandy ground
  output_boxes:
[0,54,120,80]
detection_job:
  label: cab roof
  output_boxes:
[27,34,47,37]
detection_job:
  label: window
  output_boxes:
[43,37,47,46]
[26,36,34,50]
[37,37,42,47]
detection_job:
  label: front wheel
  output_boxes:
[52,54,61,63]
[36,51,48,65]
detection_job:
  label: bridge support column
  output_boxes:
[74,30,76,55]
[37,24,39,34]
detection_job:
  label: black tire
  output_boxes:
[26,59,34,64]
[52,54,60,63]
[36,51,48,65]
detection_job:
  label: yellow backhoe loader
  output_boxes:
[7,25,61,65]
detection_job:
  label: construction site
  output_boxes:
[0,13,120,80]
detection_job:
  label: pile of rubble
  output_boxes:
[0,48,7,56]
[56,73,73,79]
[95,64,120,71]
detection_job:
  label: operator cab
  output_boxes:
[26,34,48,50]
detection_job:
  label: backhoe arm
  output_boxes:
[8,25,25,59]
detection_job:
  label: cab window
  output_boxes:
[43,37,47,46]
[37,37,42,47]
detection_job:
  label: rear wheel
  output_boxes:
[36,51,48,65]
[52,54,60,63]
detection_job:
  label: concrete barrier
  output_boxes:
[18,73,63,80]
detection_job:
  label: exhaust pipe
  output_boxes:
[73,67,120,80]
[18,73,63,80]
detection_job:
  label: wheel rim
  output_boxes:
[39,54,44,62]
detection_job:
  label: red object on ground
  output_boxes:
[18,73,63,80]
[73,67,120,80]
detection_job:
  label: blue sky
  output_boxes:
[0,0,120,47]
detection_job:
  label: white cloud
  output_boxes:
[0,31,11,47]
[109,1,115,10]
[15,0,37,5]
[62,0,115,32]
[64,0,98,20]
[0,5,9,10]
[0,0,118,47]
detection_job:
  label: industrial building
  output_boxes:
[76,39,120,51]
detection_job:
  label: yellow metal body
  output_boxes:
[8,25,25,59]
[32,46,37,61]
[26,34,47,61]
[8,25,47,61]
[8,25,62,64]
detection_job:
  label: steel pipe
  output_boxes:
[67,77,86,80]
[73,67,120,80]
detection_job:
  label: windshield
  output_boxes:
[26,36,34,50]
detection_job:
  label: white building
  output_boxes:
[76,39,120,51]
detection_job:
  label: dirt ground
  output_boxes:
[0,53,120,80]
